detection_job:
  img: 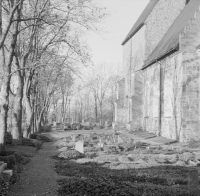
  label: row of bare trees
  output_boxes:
[65,65,120,126]
[0,0,106,149]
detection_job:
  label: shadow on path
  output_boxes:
[8,137,60,196]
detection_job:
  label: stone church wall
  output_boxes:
[160,53,183,140]
[145,0,186,59]
[117,0,200,142]
[143,63,160,134]
[180,9,200,142]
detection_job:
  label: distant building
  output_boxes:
[115,0,200,142]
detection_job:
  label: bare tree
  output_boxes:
[0,0,23,148]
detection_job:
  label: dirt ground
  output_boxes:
[6,129,200,196]
[8,141,58,196]
[7,129,114,196]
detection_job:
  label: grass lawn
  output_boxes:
[55,160,195,196]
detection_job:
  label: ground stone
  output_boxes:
[175,160,186,166]
[155,154,178,164]
[0,163,7,173]
[194,152,200,162]
[57,147,68,152]
[118,155,132,163]
[182,152,195,163]
[2,169,13,177]
[188,160,199,166]
[58,150,83,159]
[75,141,84,154]
[127,154,136,161]
[76,158,96,164]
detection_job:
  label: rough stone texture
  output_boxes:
[117,0,200,142]
[130,71,144,130]
[57,147,68,152]
[180,10,200,142]
[131,25,146,71]
[145,0,186,59]
[194,152,200,162]
[143,63,160,135]
[115,39,132,127]
[176,160,186,166]
[117,26,145,129]
[182,152,195,163]
[58,150,83,159]
[2,169,13,177]
[0,163,7,173]
[117,78,125,107]
[143,10,200,141]
[155,154,178,164]
[160,53,183,140]
[56,141,75,149]
[118,155,131,163]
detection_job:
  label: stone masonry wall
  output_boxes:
[116,108,128,127]
[123,39,131,105]
[131,25,146,71]
[119,0,200,140]
[115,40,132,127]
[143,63,160,134]
[160,53,183,140]
[129,26,146,130]
[118,27,146,128]
[117,79,125,108]
[143,52,182,139]
[145,0,186,59]
[180,9,200,142]
[130,70,144,130]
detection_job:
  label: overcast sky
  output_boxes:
[87,0,149,66]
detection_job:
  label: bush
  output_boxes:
[30,133,38,139]
[0,174,9,196]
[36,135,52,142]
[0,154,16,168]
[0,151,30,168]
[41,124,52,132]
[4,132,12,144]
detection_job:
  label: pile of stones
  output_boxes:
[56,133,200,169]
[58,150,84,159]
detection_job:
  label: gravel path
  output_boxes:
[8,141,59,196]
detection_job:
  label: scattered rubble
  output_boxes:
[58,150,83,159]
[155,154,178,164]
[54,132,200,195]
[55,133,200,167]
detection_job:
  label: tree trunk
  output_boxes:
[36,108,45,133]
[0,2,21,148]
[12,74,23,143]
[23,76,33,138]
[94,96,98,123]
[33,102,37,133]
[0,80,10,149]
[99,102,103,126]
[24,96,33,138]
[31,98,35,134]
[61,94,65,122]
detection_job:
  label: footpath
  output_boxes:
[7,129,200,196]
[8,141,59,196]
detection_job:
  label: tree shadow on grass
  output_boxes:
[54,159,197,196]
